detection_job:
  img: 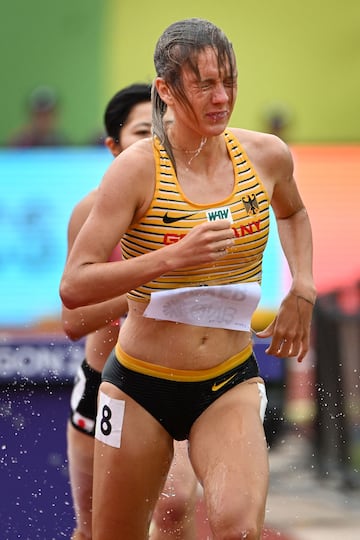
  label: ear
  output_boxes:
[155,77,174,106]
[104,136,121,157]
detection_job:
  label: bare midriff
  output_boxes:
[118,298,252,371]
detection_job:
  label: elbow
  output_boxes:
[59,276,81,310]
[62,324,82,342]
[61,307,87,342]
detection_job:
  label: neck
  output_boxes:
[167,128,208,153]
[164,122,226,173]
[173,137,225,175]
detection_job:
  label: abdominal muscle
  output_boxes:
[118,299,253,371]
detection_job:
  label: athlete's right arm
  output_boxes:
[60,140,235,310]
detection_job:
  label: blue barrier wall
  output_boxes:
[0,337,84,539]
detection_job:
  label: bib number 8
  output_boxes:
[100,404,112,436]
[95,391,125,448]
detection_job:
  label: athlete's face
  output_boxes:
[173,47,237,137]
[110,101,152,157]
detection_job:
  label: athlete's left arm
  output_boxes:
[257,138,316,362]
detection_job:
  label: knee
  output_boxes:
[210,514,262,540]
[72,503,92,540]
[152,489,195,531]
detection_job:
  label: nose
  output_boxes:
[212,83,229,104]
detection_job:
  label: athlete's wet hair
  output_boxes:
[104,83,152,141]
[152,18,236,164]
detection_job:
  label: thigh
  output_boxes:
[165,440,198,498]
[92,382,173,540]
[189,379,269,533]
[151,440,199,539]
[154,440,198,514]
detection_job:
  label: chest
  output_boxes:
[176,159,235,204]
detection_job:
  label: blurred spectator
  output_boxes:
[87,129,106,146]
[8,86,69,147]
[263,102,292,141]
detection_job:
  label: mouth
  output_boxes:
[206,111,229,122]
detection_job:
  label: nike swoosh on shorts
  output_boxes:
[211,373,237,392]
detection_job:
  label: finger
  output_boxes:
[256,320,275,339]
[266,336,290,357]
[265,340,283,356]
[296,339,309,363]
[213,237,236,259]
[215,247,228,258]
[280,339,297,358]
[218,237,235,251]
[207,219,233,231]
[276,337,306,362]
[287,337,301,359]
[256,329,273,341]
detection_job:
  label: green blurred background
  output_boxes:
[1,0,359,145]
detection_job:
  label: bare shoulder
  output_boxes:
[105,137,154,181]
[229,127,292,163]
[229,127,293,184]
[100,138,154,196]
[95,137,155,222]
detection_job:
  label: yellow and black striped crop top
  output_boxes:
[121,130,270,302]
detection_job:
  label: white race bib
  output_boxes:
[95,391,125,448]
[143,282,261,331]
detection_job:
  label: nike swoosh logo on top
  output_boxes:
[162,212,197,224]
[211,373,237,392]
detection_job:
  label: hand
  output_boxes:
[256,292,315,363]
[171,219,235,267]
